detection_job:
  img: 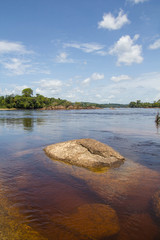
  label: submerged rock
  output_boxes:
[44,138,125,170]
[152,190,160,220]
[54,203,120,239]
[0,195,47,240]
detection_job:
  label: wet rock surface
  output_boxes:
[0,194,47,240]
[54,203,120,239]
[44,138,125,170]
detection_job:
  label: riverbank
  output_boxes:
[0,106,159,111]
[0,106,101,111]
[0,108,17,111]
[40,105,101,110]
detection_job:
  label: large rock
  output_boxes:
[152,190,160,220]
[54,203,120,239]
[44,138,125,170]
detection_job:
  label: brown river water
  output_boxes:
[0,108,160,239]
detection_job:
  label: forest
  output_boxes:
[0,88,108,109]
[1,88,160,109]
[0,88,76,109]
[129,100,160,108]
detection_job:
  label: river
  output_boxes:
[0,108,160,239]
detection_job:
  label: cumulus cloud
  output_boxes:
[0,85,28,96]
[149,39,160,50]
[98,72,160,103]
[69,72,160,103]
[55,52,74,63]
[109,34,143,65]
[35,79,62,97]
[91,73,104,80]
[64,42,105,54]
[83,78,91,84]
[111,75,131,82]
[1,58,32,75]
[83,72,104,84]
[0,40,32,55]
[98,9,130,30]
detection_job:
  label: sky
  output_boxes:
[0,0,160,104]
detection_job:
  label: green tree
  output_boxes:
[22,88,33,97]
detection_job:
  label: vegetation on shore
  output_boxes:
[1,88,160,110]
[129,100,160,108]
[0,88,126,110]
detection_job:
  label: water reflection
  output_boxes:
[155,112,160,134]
[23,118,34,131]
[155,123,160,135]
[0,112,45,131]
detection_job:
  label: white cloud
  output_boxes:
[0,57,50,76]
[1,58,32,75]
[0,85,28,96]
[0,41,46,76]
[83,78,91,84]
[98,72,160,103]
[37,79,62,88]
[109,34,143,65]
[91,73,104,80]
[130,0,149,4]
[149,39,160,50]
[83,72,104,84]
[108,95,115,99]
[111,75,131,82]
[47,72,160,104]
[35,79,62,97]
[71,72,160,104]
[98,9,130,30]
[96,50,108,56]
[64,42,105,54]
[55,52,74,63]
[0,40,32,55]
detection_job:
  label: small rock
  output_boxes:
[44,138,125,170]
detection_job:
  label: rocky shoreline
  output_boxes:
[40,105,101,110]
[0,108,17,111]
[0,106,101,111]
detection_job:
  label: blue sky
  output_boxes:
[0,0,160,103]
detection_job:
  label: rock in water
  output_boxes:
[44,138,125,170]
[54,203,120,239]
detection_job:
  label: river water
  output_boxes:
[0,108,160,239]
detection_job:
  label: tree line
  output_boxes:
[1,88,159,109]
[0,88,73,109]
[129,100,160,108]
[0,88,112,109]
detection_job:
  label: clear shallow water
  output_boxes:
[0,108,160,239]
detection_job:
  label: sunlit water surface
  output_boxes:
[0,108,160,239]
